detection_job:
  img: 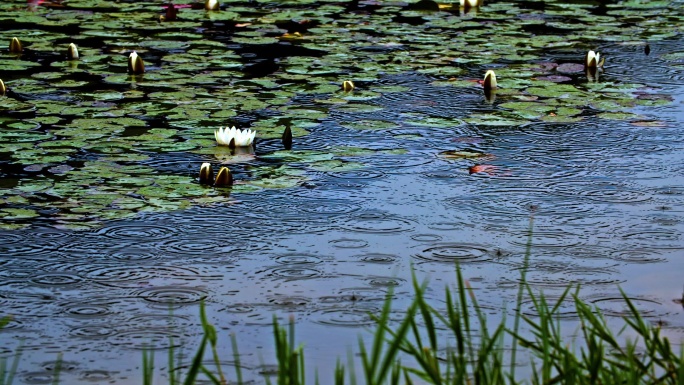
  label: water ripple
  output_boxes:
[96,223,180,240]
[549,181,653,204]
[410,234,443,242]
[327,169,387,180]
[79,370,114,383]
[297,198,363,216]
[311,306,382,327]
[109,328,183,350]
[519,295,578,319]
[263,266,322,280]
[80,265,157,288]
[68,325,117,339]
[29,273,85,288]
[414,243,493,264]
[274,253,325,264]
[355,253,398,264]
[587,294,668,319]
[132,286,209,307]
[57,297,130,318]
[340,212,415,234]
[0,242,56,258]
[612,249,667,264]
[153,237,239,257]
[329,238,369,249]
[505,267,623,288]
[507,227,586,249]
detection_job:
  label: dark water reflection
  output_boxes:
[1,10,684,385]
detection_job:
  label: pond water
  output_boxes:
[1,0,684,383]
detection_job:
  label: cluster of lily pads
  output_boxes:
[0,0,679,229]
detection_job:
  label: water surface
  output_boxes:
[1,0,684,383]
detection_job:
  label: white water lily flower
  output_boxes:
[460,0,479,7]
[214,126,256,147]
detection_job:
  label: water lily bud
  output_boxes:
[165,3,178,21]
[483,70,497,91]
[67,43,79,60]
[128,51,145,74]
[282,125,292,150]
[205,0,219,10]
[199,162,213,185]
[214,167,233,187]
[585,50,600,68]
[0,79,6,95]
[9,37,22,53]
[342,80,354,92]
[460,0,479,7]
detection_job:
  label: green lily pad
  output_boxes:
[597,112,642,120]
[438,150,492,160]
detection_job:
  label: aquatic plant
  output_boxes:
[585,50,602,69]
[8,37,21,53]
[0,0,678,229]
[214,167,233,187]
[342,81,355,92]
[66,43,78,60]
[128,51,145,74]
[483,70,497,91]
[282,126,293,150]
[205,0,219,11]
[214,126,256,148]
[199,163,213,185]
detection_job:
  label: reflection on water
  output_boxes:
[1,0,684,383]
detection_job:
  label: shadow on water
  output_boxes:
[1,0,684,382]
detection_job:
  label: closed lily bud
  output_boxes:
[205,0,219,10]
[9,37,22,53]
[483,70,497,91]
[460,0,479,7]
[199,162,213,185]
[67,43,79,60]
[342,80,354,92]
[585,50,600,68]
[128,51,145,74]
[0,79,6,95]
[214,167,233,187]
[282,125,293,150]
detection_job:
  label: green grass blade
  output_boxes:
[231,333,243,385]
[182,336,208,385]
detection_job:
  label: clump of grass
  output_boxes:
[269,315,306,385]
[512,285,684,384]
[142,301,235,385]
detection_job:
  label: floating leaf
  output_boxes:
[438,150,493,160]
